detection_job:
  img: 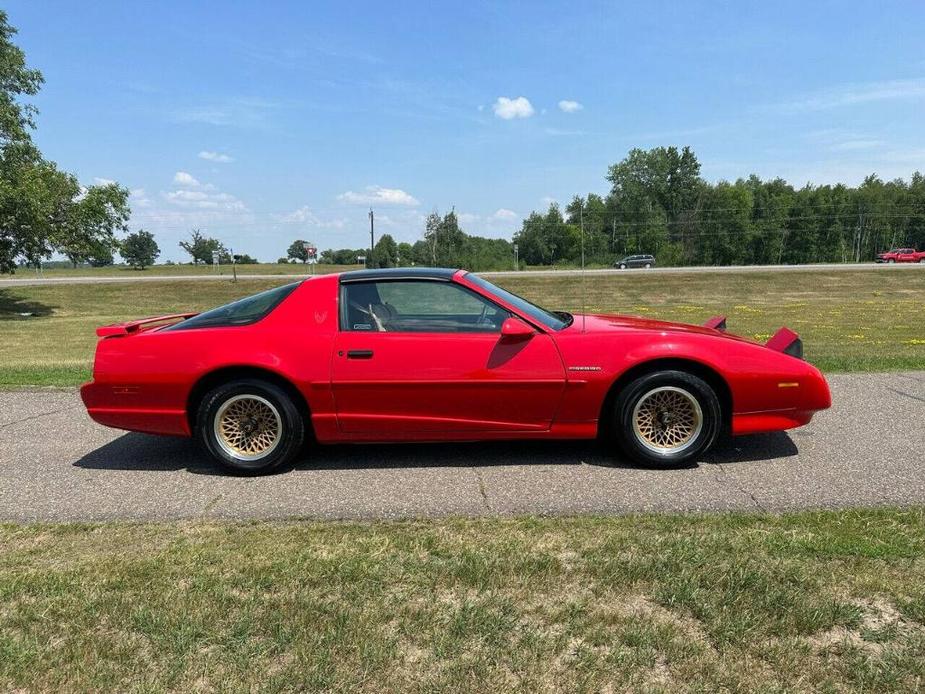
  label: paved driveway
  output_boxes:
[1,372,923,521]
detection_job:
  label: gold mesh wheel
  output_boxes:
[213,394,282,461]
[631,386,703,455]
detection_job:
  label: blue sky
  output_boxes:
[7,0,925,260]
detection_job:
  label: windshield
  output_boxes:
[465,274,569,331]
[165,282,299,331]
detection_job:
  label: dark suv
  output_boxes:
[614,254,655,269]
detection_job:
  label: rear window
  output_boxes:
[164,282,298,331]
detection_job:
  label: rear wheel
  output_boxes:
[888,259,896,264]
[609,370,721,468]
[619,263,627,270]
[644,263,652,269]
[919,258,925,264]
[196,379,304,474]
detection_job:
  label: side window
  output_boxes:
[342,280,509,333]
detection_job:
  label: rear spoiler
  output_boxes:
[765,327,803,359]
[704,316,803,359]
[96,312,198,337]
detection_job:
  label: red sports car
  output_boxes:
[81,268,831,473]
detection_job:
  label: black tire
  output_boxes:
[196,378,304,474]
[609,370,721,468]
[888,259,895,264]
[619,263,627,270]
[644,263,652,269]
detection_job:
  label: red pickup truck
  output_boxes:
[876,248,925,263]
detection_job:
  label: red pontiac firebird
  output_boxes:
[81,268,831,473]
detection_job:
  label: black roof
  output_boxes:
[339,267,460,283]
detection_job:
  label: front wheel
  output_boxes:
[609,370,722,468]
[644,263,652,269]
[888,259,896,264]
[619,263,627,270]
[919,258,925,264]
[196,379,305,474]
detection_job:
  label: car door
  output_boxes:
[331,278,567,436]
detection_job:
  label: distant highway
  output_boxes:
[0,262,922,287]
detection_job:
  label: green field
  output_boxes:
[1,267,923,386]
[2,510,924,692]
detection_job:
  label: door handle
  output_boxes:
[346,350,374,359]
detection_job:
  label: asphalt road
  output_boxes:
[1,262,923,287]
[1,372,923,522]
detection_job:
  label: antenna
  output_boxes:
[580,206,587,333]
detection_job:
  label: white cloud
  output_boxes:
[129,188,152,208]
[540,196,559,208]
[164,189,247,211]
[274,206,347,229]
[337,185,420,206]
[173,171,201,187]
[558,99,583,113]
[92,177,116,186]
[492,96,534,120]
[278,205,321,224]
[198,150,234,163]
[490,208,517,221]
[778,77,925,112]
[163,173,245,212]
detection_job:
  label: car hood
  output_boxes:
[570,312,757,343]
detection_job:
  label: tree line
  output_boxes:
[316,147,925,271]
[511,146,925,267]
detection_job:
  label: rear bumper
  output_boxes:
[80,381,191,436]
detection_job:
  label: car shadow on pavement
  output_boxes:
[73,430,798,475]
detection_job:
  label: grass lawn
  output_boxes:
[1,510,924,692]
[0,267,923,386]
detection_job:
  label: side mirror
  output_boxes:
[500,317,535,339]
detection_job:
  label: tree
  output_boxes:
[0,11,130,273]
[422,210,466,266]
[178,229,228,265]
[87,243,114,267]
[287,239,309,263]
[59,182,130,266]
[120,229,160,269]
[234,253,258,264]
[373,234,399,268]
